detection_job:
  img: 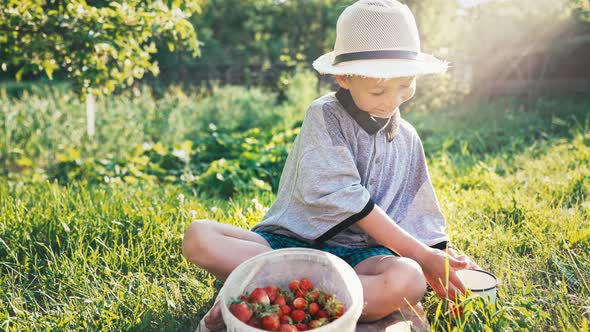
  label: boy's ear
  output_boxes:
[335,75,350,89]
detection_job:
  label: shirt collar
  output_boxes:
[335,88,390,136]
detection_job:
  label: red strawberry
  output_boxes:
[265,285,280,302]
[275,295,287,306]
[289,280,300,292]
[280,305,292,316]
[324,297,345,317]
[308,302,319,316]
[280,315,293,325]
[250,288,271,305]
[290,309,306,322]
[305,289,320,303]
[318,292,331,306]
[295,289,306,298]
[279,324,299,332]
[229,301,253,323]
[296,322,308,331]
[262,314,280,331]
[292,297,307,310]
[299,278,313,291]
[247,316,262,328]
[317,310,328,319]
[308,318,329,328]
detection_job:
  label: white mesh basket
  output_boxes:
[220,248,364,332]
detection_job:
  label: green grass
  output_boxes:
[1,87,590,330]
[0,181,276,331]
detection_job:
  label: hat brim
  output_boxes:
[312,51,448,78]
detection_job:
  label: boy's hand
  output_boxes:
[447,247,480,270]
[452,254,480,270]
[416,248,468,301]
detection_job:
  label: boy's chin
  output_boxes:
[368,109,398,119]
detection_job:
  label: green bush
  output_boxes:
[190,85,278,132]
[275,69,326,130]
[40,126,299,198]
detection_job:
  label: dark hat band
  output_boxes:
[333,50,422,65]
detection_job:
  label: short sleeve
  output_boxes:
[295,145,371,222]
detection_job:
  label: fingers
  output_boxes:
[449,269,466,293]
[430,269,466,301]
[433,284,447,300]
[454,255,469,263]
[430,277,455,301]
[453,254,480,270]
[449,255,469,270]
[446,281,464,302]
[425,250,477,301]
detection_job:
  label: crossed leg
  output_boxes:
[354,255,427,322]
[182,219,272,280]
[182,220,428,330]
[182,220,272,331]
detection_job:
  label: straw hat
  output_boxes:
[312,0,448,78]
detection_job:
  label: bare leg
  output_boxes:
[182,220,271,332]
[354,255,427,323]
[182,219,271,280]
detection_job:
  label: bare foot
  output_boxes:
[204,301,226,332]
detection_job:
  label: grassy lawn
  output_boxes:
[1,88,589,330]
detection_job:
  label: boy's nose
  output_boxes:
[385,94,404,109]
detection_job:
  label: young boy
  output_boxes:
[183,0,477,330]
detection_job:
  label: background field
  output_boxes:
[1,77,589,330]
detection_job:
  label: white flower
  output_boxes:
[177,194,185,203]
[251,198,264,211]
[173,149,190,163]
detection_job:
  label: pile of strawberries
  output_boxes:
[228,277,345,331]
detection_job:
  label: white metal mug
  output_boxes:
[456,269,498,303]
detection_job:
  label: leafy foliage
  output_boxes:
[185,0,347,68]
[0,0,201,96]
[0,69,320,179]
[44,126,299,197]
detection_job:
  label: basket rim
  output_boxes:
[219,248,364,331]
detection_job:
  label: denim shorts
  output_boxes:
[255,231,398,267]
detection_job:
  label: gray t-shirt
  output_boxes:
[252,89,449,248]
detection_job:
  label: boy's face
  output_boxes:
[335,75,416,118]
